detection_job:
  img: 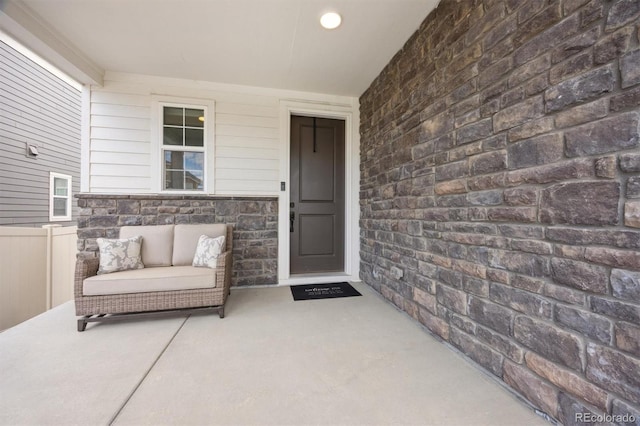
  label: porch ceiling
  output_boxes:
[6,0,439,96]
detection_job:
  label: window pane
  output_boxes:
[160,104,206,192]
[185,128,204,147]
[163,107,183,126]
[185,170,203,190]
[185,108,205,128]
[164,151,184,170]
[53,197,67,216]
[165,171,184,190]
[184,152,204,172]
[163,127,183,145]
[54,177,68,196]
[184,152,204,190]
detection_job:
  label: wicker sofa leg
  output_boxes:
[78,317,88,332]
[219,305,225,319]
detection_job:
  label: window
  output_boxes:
[161,104,206,191]
[49,172,72,221]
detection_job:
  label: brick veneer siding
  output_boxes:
[76,194,278,286]
[359,0,640,423]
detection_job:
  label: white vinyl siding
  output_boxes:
[214,104,280,194]
[87,72,357,195]
[0,40,80,226]
[88,89,151,193]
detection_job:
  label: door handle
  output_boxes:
[290,211,295,232]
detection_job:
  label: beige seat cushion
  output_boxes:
[120,225,174,267]
[172,224,227,266]
[83,266,216,296]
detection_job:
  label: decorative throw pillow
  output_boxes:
[96,235,145,275]
[192,235,225,269]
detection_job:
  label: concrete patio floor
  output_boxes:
[0,283,547,426]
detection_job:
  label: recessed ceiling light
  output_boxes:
[320,12,342,29]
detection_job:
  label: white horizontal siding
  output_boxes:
[215,179,279,194]
[90,152,150,166]
[90,127,150,142]
[91,140,150,154]
[216,146,278,160]
[216,103,279,118]
[88,72,356,195]
[212,96,279,193]
[216,135,279,149]
[216,124,279,139]
[215,158,279,170]
[216,114,278,128]
[91,164,150,177]
[92,115,150,131]
[216,169,279,181]
[90,103,150,119]
[88,86,151,192]
[90,176,151,192]
[91,91,150,107]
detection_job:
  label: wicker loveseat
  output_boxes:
[74,224,232,331]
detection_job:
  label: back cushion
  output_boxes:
[120,225,174,267]
[172,224,227,266]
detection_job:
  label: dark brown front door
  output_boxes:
[290,115,345,274]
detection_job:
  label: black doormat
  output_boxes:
[290,282,362,301]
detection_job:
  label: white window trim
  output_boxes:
[49,172,72,222]
[151,96,215,194]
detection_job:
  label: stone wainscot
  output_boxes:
[76,194,278,286]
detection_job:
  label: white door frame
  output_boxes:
[278,100,360,285]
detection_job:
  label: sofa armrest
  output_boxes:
[74,257,100,299]
[215,250,233,295]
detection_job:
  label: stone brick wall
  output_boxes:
[359,0,640,423]
[76,194,278,286]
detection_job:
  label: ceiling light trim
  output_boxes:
[320,12,342,30]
